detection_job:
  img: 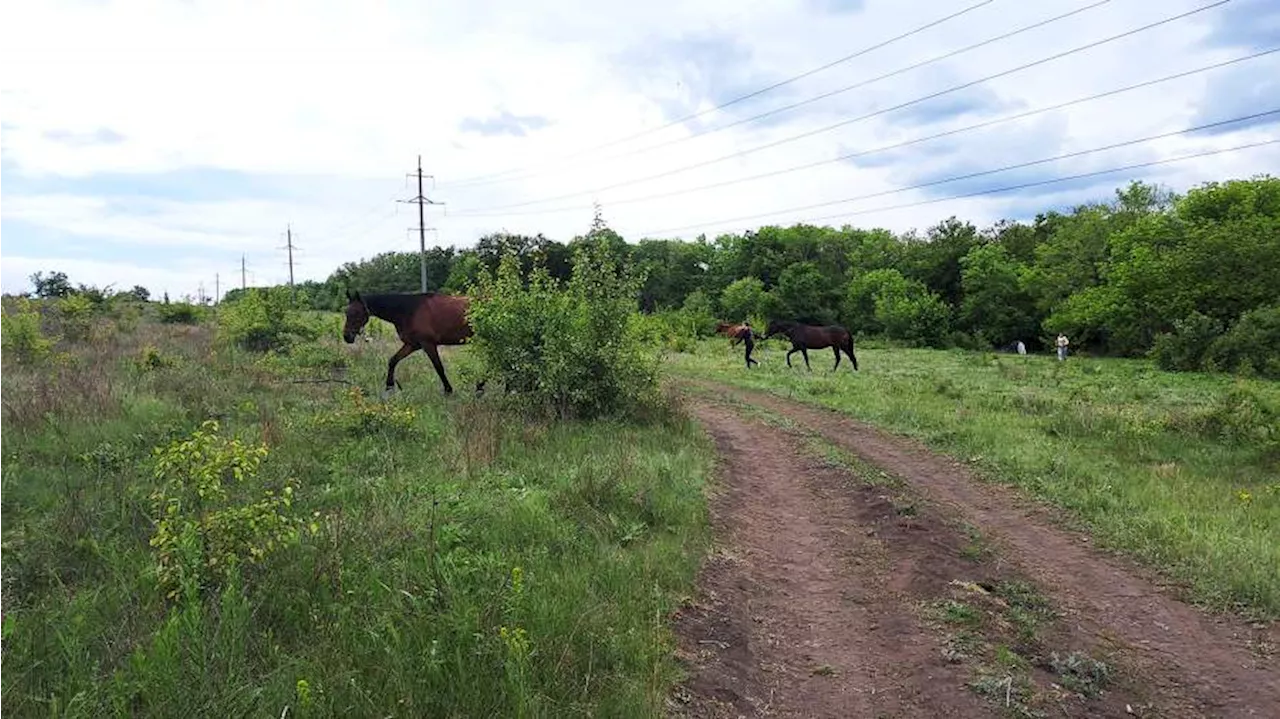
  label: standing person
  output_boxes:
[736,321,759,369]
[1016,339,1026,355]
[1056,333,1069,361]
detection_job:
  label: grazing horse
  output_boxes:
[341,290,480,395]
[716,321,760,368]
[764,320,858,372]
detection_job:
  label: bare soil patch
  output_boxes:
[671,392,1164,718]
[676,380,1278,718]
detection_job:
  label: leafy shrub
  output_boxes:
[876,286,952,347]
[636,311,704,354]
[272,341,349,373]
[1164,386,1279,451]
[149,420,310,601]
[677,290,721,337]
[1150,311,1224,372]
[217,289,318,352]
[719,277,775,322]
[56,293,96,342]
[135,344,177,371]
[1,297,56,363]
[1205,305,1280,379]
[313,387,418,437]
[157,301,206,325]
[468,234,661,419]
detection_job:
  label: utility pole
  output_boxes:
[398,155,444,293]
[241,254,248,291]
[215,273,220,305]
[281,224,298,305]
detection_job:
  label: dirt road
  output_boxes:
[670,381,1278,718]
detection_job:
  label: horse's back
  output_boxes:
[413,292,473,344]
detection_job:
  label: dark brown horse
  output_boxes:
[716,321,760,368]
[764,320,858,372]
[342,290,480,394]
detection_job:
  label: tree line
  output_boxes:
[295,176,1278,368]
[17,175,1280,376]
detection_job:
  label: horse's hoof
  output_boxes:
[381,386,398,399]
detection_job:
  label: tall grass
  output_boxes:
[671,341,1280,619]
[2,308,714,717]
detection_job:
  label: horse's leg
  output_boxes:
[785,347,797,368]
[832,345,841,371]
[744,336,757,368]
[801,347,811,371]
[385,341,416,392]
[421,343,454,394]
[845,336,859,371]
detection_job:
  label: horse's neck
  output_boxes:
[366,299,411,329]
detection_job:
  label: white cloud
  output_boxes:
[2,0,1277,298]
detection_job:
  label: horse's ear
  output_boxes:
[345,289,354,301]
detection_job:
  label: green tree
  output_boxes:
[719,277,769,322]
[30,270,73,298]
[959,243,1037,347]
[901,216,979,308]
[776,261,836,324]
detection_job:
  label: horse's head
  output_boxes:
[342,290,370,343]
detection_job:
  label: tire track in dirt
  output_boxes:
[684,379,1279,718]
[671,399,990,718]
[671,392,1170,718]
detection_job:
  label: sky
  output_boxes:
[2,0,1278,301]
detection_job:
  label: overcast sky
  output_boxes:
[2,0,1277,300]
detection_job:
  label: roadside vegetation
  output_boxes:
[1,235,714,717]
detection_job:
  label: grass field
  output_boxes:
[669,338,1280,620]
[1,307,715,718]
[6,300,1278,716]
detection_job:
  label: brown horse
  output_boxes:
[716,321,760,368]
[342,290,480,395]
[764,320,858,372]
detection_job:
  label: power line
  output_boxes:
[454,0,1234,215]
[437,0,998,189]
[450,47,1278,219]
[800,139,1279,227]
[635,111,1280,236]
[453,0,1115,190]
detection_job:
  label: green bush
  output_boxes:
[149,420,311,601]
[1206,305,1280,379]
[56,293,96,342]
[1,297,56,362]
[468,235,661,419]
[1151,311,1224,372]
[312,386,419,437]
[217,289,318,352]
[677,290,721,337]
[157,301,206,325]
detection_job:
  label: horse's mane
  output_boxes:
[363,292,436,322]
